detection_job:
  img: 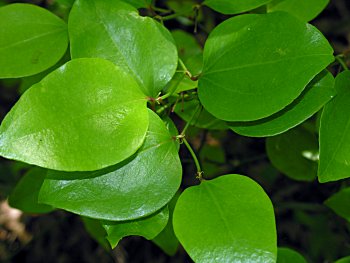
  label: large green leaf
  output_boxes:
[266,126,318,181]
[38,110,182,220]
[229,71,335,137]
[102,206,169,248]
[69,0,178,98]
[318,71,350,183]
[198,12,334,121]
[8,168,54,214]
[173,174,277,263]
[152,192,180,256]
[0,58,148,171]
[325,187,350,222]
[0,4,68,78]
[204,0,271,15]
[277,248,307,263]
[268,0,329,22]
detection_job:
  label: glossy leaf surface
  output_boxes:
[0,58,148,171]
[39,110,182,220]
[325,187,350,222]
[319,71,350,183]
[199,12,334,121]
[268,0,329,21]
[266,126,318,181]
[152,192,180,256]
[8,168,53,214]
[277,248,307,263]
[173,174,277,263]
[229,71,335,137]
[204,0,271,15]
[102,206,169,248]
[69,0,178,97]
[0,4,68,78]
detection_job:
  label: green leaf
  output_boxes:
[268,0,329,22]
[38,110,182,220]
[335,256,350,263]
[174,98,228,130]
[102,206,169,249]
[122,0,152,8]
[172,30,202,61]
[173,174,277,263]
[266,126,318,181]
[229,71,335,137]
[152,192,180,256]
[0,4,68,78]
[204,0,271,15]
[325,187,350,222]
[318,71,350,183]
[198,12,334,121]
[277,247,307,263]
[81,217,110,250]
[69,0,178,98]
[0,58,148,171]
[8,168,54,214]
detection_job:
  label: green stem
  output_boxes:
[336,55,349,70]
[183,138,204,181]
[180,104,201,136]
[178,58,193,79]
[158,73,185,101]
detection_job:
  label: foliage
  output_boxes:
[0,0,350,262]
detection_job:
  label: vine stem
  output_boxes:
[180,104,201,136]
[183,138,204,182]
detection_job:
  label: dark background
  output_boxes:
[1,0,350,262]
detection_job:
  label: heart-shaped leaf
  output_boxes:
[173,174,277,262]
[69,0,178,97]
[0,4,68,78]
[198,12,334,121]
[0,58,149,171]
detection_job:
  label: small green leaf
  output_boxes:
[81,217,110,250]
[38,110,182,220]
[0,58,148,171]
[266,126,318,181]
[268,0,329,22]
[229,71,335,137]
[325,187,350,222]
[102,206,169,249]
[318,71,350,183]
[198,12,334,121]
[173,174,277,263]
[174,98,228,130]
[8,168,54,214]
[152,192,180,256]
[204,0,271,15]
[277,247,307,263]
[69,0,178,98]
[0,4,69,78]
